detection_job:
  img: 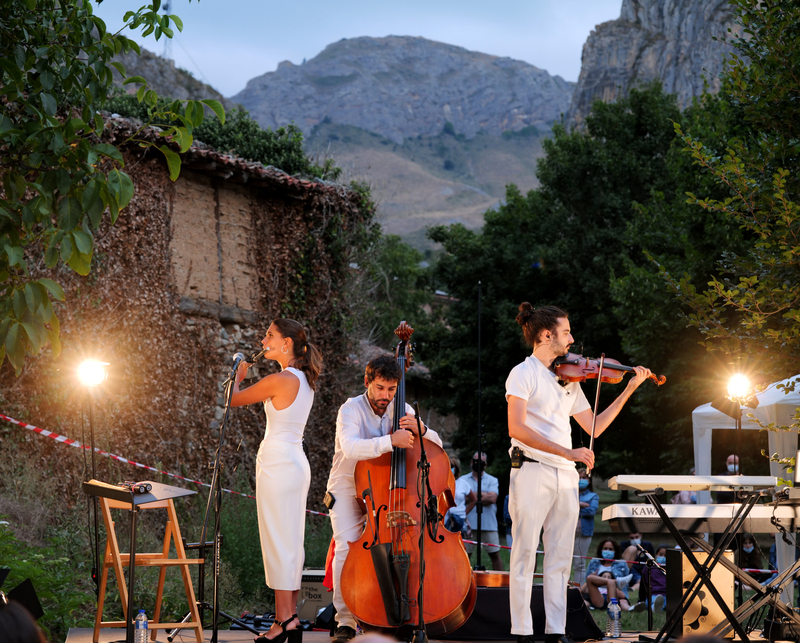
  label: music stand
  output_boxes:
[82,479,196,643]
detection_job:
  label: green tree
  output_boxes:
[0,0,224,373]
[659,0,800,381]
[425,83,708,476]
[362,234,432,346]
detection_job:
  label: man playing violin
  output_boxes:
[506,303,651,643]
[325,355,442,643]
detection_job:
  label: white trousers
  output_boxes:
[509,462,579,636]
[329,492,365,630]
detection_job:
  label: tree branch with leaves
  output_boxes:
[0,0,224,373]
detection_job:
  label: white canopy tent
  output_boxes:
[692,374,800,602]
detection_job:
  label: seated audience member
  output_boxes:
[738,533,770,584]
[641,543,669,612]
[582,538,644,613]
[573,467,599,586]
[621,531,655,590]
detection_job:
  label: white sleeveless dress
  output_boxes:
[255,367,313,590]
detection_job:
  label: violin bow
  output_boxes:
[587,353,605,474]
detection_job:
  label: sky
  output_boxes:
[93,1,623,98]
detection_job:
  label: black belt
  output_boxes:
[510,446,539,468]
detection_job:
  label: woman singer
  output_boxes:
[231,319,323,643]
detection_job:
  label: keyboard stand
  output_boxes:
[686,535,800,638]
[636,487,765,643]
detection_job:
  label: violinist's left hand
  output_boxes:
[399,413,426,436]
[628,366,652,389]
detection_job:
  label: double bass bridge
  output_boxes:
[385,510,417,529]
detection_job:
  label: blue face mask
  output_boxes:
[629,538,641,546]
[579,479,589,490]
[601,550,614,560]
[743,545,754,554]
[656,556,666,565]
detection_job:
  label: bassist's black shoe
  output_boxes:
[332,625,356,643]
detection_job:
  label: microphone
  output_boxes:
[231,352,246,370]
[245,348,266,364]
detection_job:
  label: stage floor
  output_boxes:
[65,630,729,643]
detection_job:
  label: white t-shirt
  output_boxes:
[505,354,590,470]
[449,476,472,521]
[462,472,499,531]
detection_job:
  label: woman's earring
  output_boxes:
[281,345,288,354]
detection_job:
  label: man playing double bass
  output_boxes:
[326,355,442,643]
[506,303,651,643]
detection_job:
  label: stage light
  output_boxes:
[78,360,108,388]
[727,373,752,402]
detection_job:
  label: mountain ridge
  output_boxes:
[233,36,575,144]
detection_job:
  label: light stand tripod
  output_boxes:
[169,354,257,642]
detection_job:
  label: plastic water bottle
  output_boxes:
[606,598,621,638]
[134,609,148,643]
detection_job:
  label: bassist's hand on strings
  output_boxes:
[399,413,426,435]
[391,428,415,449]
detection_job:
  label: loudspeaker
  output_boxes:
[666,549,734,639]
[298,569,328,622]
[441,585,602,641]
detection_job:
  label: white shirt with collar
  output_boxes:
[505,353,590,471]
[326,392,443,497]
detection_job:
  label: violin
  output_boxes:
[554,352,666,386]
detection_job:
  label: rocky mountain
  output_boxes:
[566,0,739,124]
[111,47,239,112]
[233,36,574,144]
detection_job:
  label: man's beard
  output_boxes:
[368,392,391,410]
[549,337,571,356]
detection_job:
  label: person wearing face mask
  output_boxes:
[582,539,641,612]
[640,544,669,612]
[716,454,740,503]
[620,532,655,591]
[445,456,477,539]
[461,451,504,571]
[738,533,769,584]
[573,468,599,586]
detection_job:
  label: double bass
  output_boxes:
[340,322,477,636]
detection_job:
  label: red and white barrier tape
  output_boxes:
[0,412,334,516]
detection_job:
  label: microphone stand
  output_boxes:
[474,280,485,571]
[169,355,257,642]
[412,402,434,643]
[637,543,665,632]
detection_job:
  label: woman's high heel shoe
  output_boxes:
[255,614,302,643]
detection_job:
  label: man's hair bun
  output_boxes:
[516,301,534,326]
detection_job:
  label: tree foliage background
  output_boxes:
[0,0,223,375]
[421,0,800,484]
